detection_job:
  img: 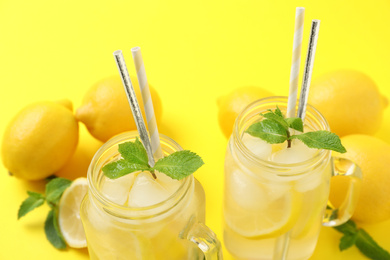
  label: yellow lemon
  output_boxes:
[330,135,390,223]
[2,100,79,180]
[59,177,88,248]
[76,76,162,142]
[225,189,301,239]
[55,126,103,180]
[217,86,274,139]
[309,70,388,137]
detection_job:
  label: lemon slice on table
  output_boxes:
[225,189,301,239]
[59,177,88,248]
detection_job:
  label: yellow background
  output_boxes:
[1,0,390,259]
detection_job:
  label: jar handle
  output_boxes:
[322,157,362,227]
[186,222,223,259]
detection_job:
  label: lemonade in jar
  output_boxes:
[223,97,361,260]
[80,131,222,260]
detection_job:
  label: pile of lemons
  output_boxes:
[2,76,162,181]
[1,76,162,248]
[217,70,390,224]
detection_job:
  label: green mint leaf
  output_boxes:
[45,178,72,205]
[290,131,347,153]
[44,209,66,249]
[246,119,288,144]
[102,138,152,179]
[152,150,204,180]
[355,229,390,260]
[339,233,358,251]
[274,106,284,118]
[18,191,45,219]
[334,220,390,259]
[261,108,289,129]
[103,159,150,179]
[334,220,358,235]
[118,137,149,167]
[285,117,304,132]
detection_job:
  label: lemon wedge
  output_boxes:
[58,177,88,248]
[225,189,301,239]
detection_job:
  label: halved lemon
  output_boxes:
[58,177,88,248]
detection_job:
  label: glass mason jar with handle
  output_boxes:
[81,131,222,260]
[223,96,361,260]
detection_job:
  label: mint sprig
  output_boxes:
[334,220,390,259]
[18,177,72,249]
[246,107,346,153]
[102,137,204,180]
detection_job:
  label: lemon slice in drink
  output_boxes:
[58,177,88,248]
[225,189,301,239]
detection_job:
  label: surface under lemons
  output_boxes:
[1,0,390,259]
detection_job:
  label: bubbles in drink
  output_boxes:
[241,133,272,160]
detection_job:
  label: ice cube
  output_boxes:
[229,169,268,210]
[229,169,291,211]
[155,171,182,193]
[271,139,318,164]
[127,172,171,207]
[294,170,323,192]
[241,133,272,160]
[100,173,136,205]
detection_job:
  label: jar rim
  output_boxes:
[232,96,331,176]
[87,131,193,219]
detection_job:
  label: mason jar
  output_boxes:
[81,131,222,260]
[223,96,361,260]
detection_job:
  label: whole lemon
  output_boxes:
[55,126,103,180]
[309,70,388,137]
[217,86,274,139]
[330,135,390,223]
[2,100,79,180]
[76,76,162,142]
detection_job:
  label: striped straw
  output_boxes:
[131,47,163,160]
[297,20,320,121]
[113,50,157,179]
[287,7,305,118]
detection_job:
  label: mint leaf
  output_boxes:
[334,220,357,234]
[261,108,288,129]
[118,137,149,167]
[103,138,204,180]
[285,117,304,132]
[290,131,347,153]
[356,229,390,260]
[45,178,72,205]
[246,119,288,144]
[152,150,204,180]
[44,209,66,249]
[103,138,152,179]
[18,191,45,219]
[103,159,150,179]
[334,220,390,259]
[274,106,284,118]
[340,233,358,251]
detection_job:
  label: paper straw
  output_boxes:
[287,7,305,118]
[297,20,320,121]
[131,47,163,160]
[113,50,157,178]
